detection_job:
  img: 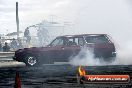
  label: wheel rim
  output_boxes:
[27,56,37,66]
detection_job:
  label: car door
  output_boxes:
[62,37,84,61]
[48,37,66,63]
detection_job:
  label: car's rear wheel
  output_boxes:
[24,54,39,66]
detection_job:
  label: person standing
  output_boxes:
[3,42,10,52]
[0,42,2,51]
[24,28,31,44]
[24,28,29,38]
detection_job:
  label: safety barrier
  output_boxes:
[0,52,14,60]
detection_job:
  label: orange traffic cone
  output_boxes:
[14,71,21,88]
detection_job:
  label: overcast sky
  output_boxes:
[0,0,132,44]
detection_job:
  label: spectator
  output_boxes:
[0,42,2,51]
[24,28,31,43]
[3,42,10,52]
[24,28,30,37]
[11,38,18,50]
[0,36,1,42]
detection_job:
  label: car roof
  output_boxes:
[57,34,108,38]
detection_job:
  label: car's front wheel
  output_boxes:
[24,55,39,66]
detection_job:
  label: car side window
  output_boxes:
[66,37,84,46]
[50,38,64,46]
[85,35,109,43]
[67,38,77,45]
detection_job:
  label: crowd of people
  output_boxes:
[0,38,23,52]
[0,28,31,52]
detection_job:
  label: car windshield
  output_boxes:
[85,35,109,43]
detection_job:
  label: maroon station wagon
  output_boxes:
[13,34,116,66]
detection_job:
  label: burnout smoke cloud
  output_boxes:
[69,43,132,66]
[69,48,101,66]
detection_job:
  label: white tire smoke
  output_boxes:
[69,45,132,66]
